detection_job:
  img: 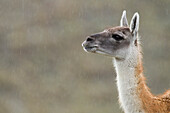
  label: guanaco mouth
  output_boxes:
[84,46,98,52]
[82,41,98,52]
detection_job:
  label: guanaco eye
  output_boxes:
[112,34,124,41]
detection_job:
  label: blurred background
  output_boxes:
[0,0,170,113]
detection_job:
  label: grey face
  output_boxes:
[82,26,134,59]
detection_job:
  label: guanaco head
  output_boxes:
[82,10,140,60]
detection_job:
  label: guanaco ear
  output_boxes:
[130,12,139,35]
[120,10,129,27]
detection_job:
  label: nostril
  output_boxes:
[86,37,94,42]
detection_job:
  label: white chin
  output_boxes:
[95,50,107,55]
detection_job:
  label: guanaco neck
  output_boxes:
[113,45,153,113]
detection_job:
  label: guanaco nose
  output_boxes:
[86,33,100,42]
[86,36,94,42]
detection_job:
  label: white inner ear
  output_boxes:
[120,10,129,27]
[130,12,139,34]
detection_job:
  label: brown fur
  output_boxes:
[135,44,170,113]
[107,26,130,33]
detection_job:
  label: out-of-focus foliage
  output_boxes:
[0,0,170,113]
